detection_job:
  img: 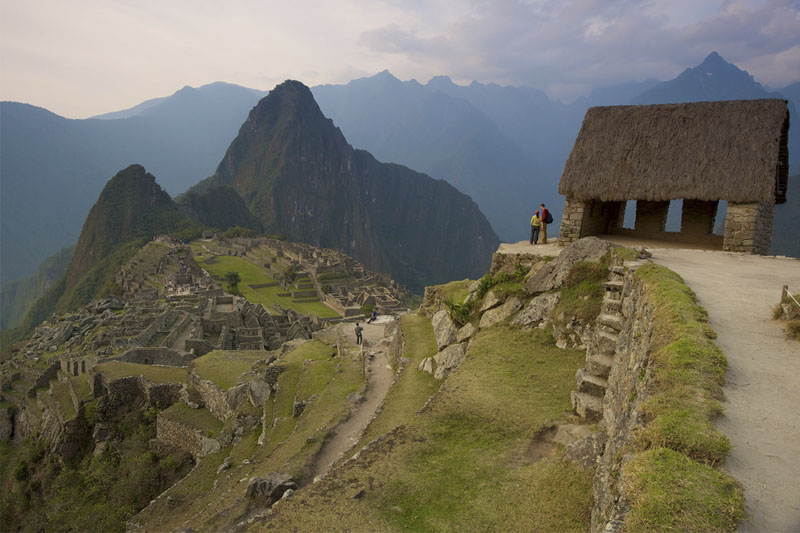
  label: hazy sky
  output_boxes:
[1,0,799,118]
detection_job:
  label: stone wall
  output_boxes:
[156,413,220,460]
[118,347,193,367]
[723,201,774,254]
[559,198,623,244]
[189,374,233,422]
[590,270,655,531]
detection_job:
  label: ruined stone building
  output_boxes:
[557,99,790,254]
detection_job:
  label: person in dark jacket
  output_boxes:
[355,322,363,345]
[540,203,549,244]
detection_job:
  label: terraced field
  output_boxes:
[191,246,339,318]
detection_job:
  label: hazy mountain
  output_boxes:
[177,186,263,233]
[633,52,783,104]
[0,82,264,286]
[204,80,499,292]
[4,165,201,342]
[772,174,800,257]
[0,246,73,331]
[312,72,546,242]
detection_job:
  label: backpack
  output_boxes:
[544,210,554,224]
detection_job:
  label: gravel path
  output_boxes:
[650,249,800,532]
[308,317,396,479]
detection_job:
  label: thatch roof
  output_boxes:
[559,99,789,204]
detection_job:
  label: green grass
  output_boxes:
[69,375,92,402]
[190,350,267,390]
[160,403,223,436]
[264,325,592,532]
[358,314,440,446]
[621,263,743,529]
[623,448,744,531]
[50,380,76,420]
[193,253,338,318]
[95,362,187,384]
[437,279,472,305]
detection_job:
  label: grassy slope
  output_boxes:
[190,350,268,390]
[190,245,339,318]
[263,325,592,532]
[135,338,365,531]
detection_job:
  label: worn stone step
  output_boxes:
[602,296,622,313]
[598,313,624,331]
[623,260,647,270]
[596,330,619,355]
[571,391,603,421]
[586,352,614,378]
[576,368,608,397]
[609,265,625,275]
[603,280,624,292]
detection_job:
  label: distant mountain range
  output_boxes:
[2,52,799,328]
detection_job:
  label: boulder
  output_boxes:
[418,357,435,375]
[456,322,476,343]
[245,473,298,506]
[480,291,503,313]
[524,237,615,294]
[479,296,524,329]
[433,342,468,379]
[431,310,459,351]
[512,293,561,329]
[564,431,607,471]
[248,376,270,407]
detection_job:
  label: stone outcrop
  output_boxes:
[511,293,561,329]
[431,310,459,350]
[524,237,616,294]
[478,296,524,329]
[245,473,298,506]
[432,343,468,380]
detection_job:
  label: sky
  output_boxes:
[1,0,799,118]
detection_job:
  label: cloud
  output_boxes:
[356,0,800,100]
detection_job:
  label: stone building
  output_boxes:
[557,99,790,253]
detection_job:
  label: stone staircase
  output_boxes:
[571,265,628,420]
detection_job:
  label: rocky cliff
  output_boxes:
[205,80,499,293]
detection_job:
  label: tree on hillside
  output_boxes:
[224,271,241,295]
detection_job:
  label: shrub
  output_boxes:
[13,461,28,482]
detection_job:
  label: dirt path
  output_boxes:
[650,248,800,532]
[308,316,397,479]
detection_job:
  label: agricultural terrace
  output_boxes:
[94,362,188,384]
[190,350,270,390]
[190,243,338,319]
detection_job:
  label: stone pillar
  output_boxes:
[634,200,669,233]
[681,200,718,236]
[723,202,774,254]
[558,197,587,245]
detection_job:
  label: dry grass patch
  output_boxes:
[95,361,187,384]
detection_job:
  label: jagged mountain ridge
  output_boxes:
[0,83,264,285]
[205,80,499,292]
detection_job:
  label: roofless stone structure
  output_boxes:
[557,99,790,254]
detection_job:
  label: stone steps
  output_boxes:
[586,352,614,378]
[598,313,624,332]
[571,391,603,421]
[576,368,608,396]
[596,330,619,355]
[603,280,624,292]
[602,295,622,313]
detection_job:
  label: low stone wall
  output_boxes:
[163,313,192,348]
[29,362,61,398]
[184,339,215,357]
[118,347,193,367]
[189,374,233,422]
[156,413,220,460]
[590,270,655,530]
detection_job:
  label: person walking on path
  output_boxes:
[367,310,378,323]
[540,203,549,244]
[529,210,542,245]
[355,322,363,345]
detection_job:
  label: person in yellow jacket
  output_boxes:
[529,210,541,245]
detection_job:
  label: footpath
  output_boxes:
[651,249,800,532]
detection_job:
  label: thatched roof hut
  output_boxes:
[558,99,789,204]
